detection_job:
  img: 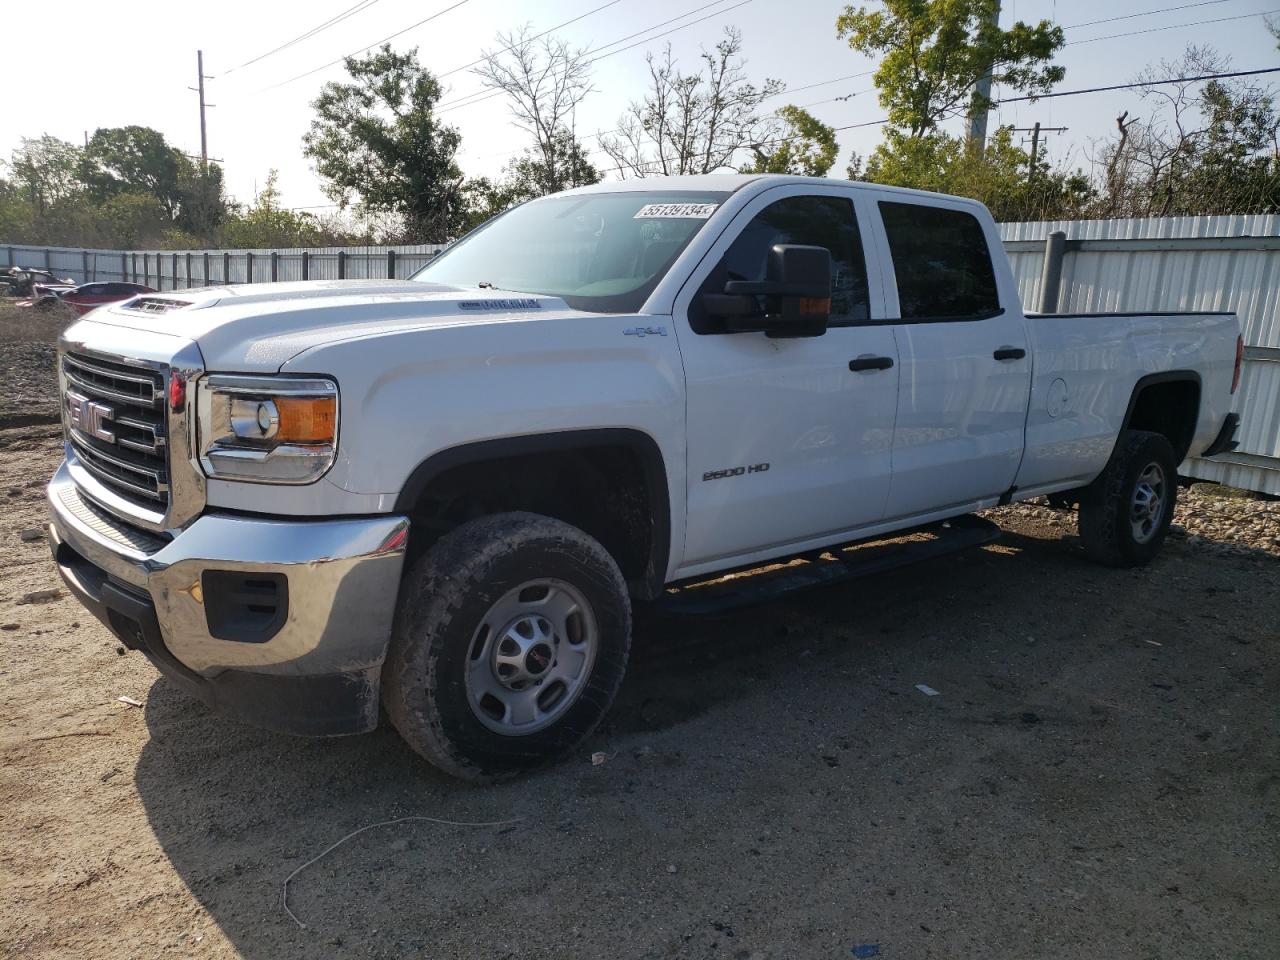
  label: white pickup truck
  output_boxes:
[47,174,1243,779]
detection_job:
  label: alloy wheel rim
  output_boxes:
[1130,461,1167,544]
[464,578,598,736]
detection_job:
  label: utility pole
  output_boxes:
[194,50,212,170]
[967,0,1002,150]
[188,51,217,243]
[1012,122,1068,179]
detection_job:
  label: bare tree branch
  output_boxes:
[475,25,594,194]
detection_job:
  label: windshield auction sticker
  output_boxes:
[633,203,718,219]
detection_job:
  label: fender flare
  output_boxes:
[394,428,672,595]
[1117,370,1202,461]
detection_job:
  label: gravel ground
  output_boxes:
[0,304,70,428]
[0,318,1276,958]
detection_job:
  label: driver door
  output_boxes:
[673,185,899,573]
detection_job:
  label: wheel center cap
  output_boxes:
[525,643,553,676]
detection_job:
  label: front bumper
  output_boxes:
[48,460,408,736]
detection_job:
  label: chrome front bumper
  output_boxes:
[48,459,408,735]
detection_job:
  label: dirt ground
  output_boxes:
[1,310,1277,959]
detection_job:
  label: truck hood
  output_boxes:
[89,279,574,372]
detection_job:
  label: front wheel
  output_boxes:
[382,512,631,781]
[1078,430,1178,567]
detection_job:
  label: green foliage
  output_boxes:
[303,44,464,241]
[221,170,351,248]
[81,126,186,217]
[851,127,1093,222]
[459,130,600,234]
[10,136,84,214]
[836,0,1064,137]
[741,105,838,177]
[1,127,229,247]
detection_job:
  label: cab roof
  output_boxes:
[557,173,978,207]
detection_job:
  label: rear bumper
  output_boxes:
[1200,413,1241,458]
[48,460,408,736]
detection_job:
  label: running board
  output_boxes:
[657,514,1002,616]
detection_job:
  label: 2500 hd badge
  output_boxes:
[703,462,770,481]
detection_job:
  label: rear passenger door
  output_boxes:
[867,197,1032,519]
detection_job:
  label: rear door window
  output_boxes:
[878,201,1000,321]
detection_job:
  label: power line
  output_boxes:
[437,0,629,81]
[1063,0,1234,30]
[264,0,475,90]
[584,0,749,65]
[1066,7,1280,45]
[437,0,744,111]
[223,0,385,76]
[994,65,1280,104]
[781,70,875,96]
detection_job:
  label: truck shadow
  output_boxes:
[130,524,1277,958]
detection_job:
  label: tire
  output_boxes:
[382,511,631,781]
[1078,430,1178,567]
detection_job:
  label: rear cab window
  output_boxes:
[878,201,1000,321]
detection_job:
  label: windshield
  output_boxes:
[411,190,731,313]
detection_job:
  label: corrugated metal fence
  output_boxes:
[2,242,447,286]
[1000,215,1280,495]
[6,215,1279,493]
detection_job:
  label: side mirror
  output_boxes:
[702,244,832,338]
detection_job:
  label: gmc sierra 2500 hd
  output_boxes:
[47,175,1243,780]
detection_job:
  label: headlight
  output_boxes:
[197,375,338,483]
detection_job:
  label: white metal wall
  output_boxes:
[1000,215,1280,494]
[3,243,446,287]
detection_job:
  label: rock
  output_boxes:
[1,623,18,631]
[17,589,60,605]
[19,528,43,542]
[666,863,678,874]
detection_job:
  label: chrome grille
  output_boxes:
[63,351,169,509]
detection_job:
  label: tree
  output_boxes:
[475,25,594,195]
[221,170,348,248]
[80,126,188,218]
[836,0,1064,138]
[850,126,1092,221]
[1091,47,1280,217]
[459,130,602,234]
[600,27,783,177]
[741,105,838,177]
[303,44,464,241]
[10,136,84,215]
[177,161,227,242]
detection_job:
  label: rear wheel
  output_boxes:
[1078,430,1178,567]
[383,512,631,780]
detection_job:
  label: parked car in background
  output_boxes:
[38,281,156,314]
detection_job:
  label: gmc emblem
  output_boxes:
[66,391,116,443]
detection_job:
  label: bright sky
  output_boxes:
[2,0,1277,214]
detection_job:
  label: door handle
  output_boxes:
[993,346,1027,361]
[849,355,894,372]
